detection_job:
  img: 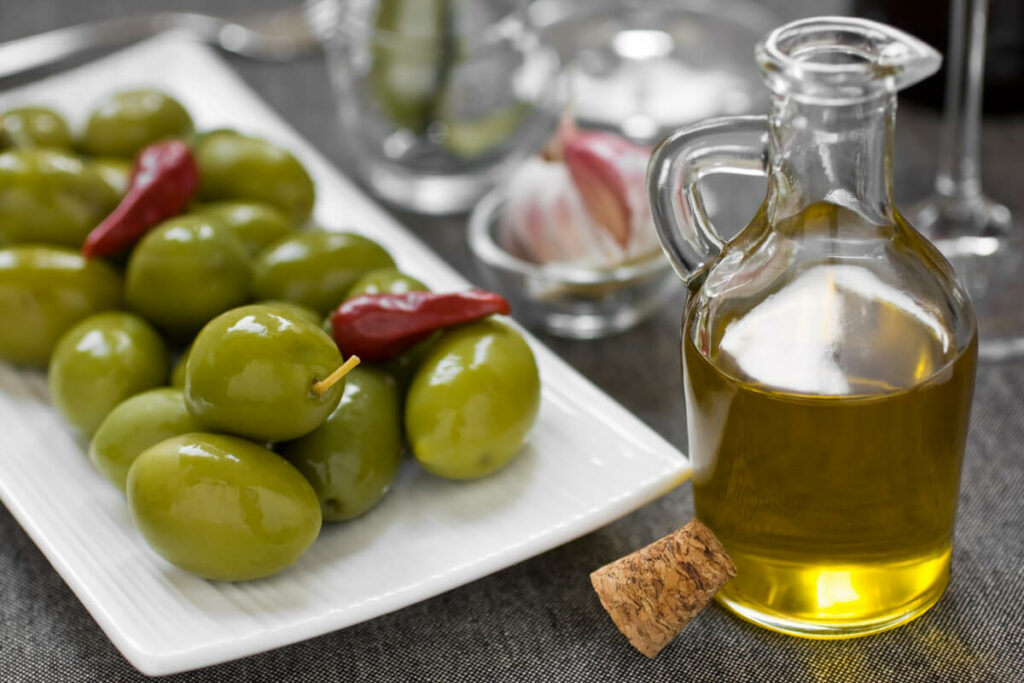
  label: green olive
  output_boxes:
[253,231,395,314]
[89,157,132,196]
[0,106,72,149]
[170,346,190,388]
[380,333,439,392]
[127,432,321,581]
[194,131,315,224]
[80,89,193,158]
[89,388,202,491]
[0,149,120,247]
[125,216,250,338]
[345,268,428,298]
[406,320,540,479]
[170,301,319,388]
[0,246,121,366]
[191,201,296,255]
[49,312,169,436]
[259,300,322,326]
[185,127,242,148]
[185,304,345,442]
[283,367,403,521]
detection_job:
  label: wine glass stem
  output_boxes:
[935,0,987,212]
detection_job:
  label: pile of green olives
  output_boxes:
[0,90,541,583]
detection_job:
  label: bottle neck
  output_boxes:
[766,92,896,226]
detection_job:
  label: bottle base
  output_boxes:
[715,570,949,640]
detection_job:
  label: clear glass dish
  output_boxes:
[324,0,564,214]
[468,190,679,339]
[531,0,775,144]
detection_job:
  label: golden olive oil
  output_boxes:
[684,204,977,638]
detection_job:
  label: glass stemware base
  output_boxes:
[912,193,1024,361]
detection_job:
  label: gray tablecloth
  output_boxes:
[2,1,1023,681]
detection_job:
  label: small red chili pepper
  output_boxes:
[81,139,198,259]
[330,290,511,362]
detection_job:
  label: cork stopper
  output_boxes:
[590,519,736,658]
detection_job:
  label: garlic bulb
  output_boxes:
[500,123,659,268]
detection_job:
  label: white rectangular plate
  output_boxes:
[0,35,689,676]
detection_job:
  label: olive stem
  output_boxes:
[312,356,360,395]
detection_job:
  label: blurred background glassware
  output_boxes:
[855,0,1024,113]
[323,0,563,215]
[530,0,776,145]
[0,0,337,80]
[468,190,678,339]
[904,0,1024,361]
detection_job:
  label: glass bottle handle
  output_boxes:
[648,115,768,288]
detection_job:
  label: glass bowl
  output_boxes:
[531,0,775,144]
[324,0,564,214]
[468,190,680,339]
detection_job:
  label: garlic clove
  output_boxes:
[500,157,621,266]
[563,133,632,248]
[500,121,662,269]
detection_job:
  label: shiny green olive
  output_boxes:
[49,312,169,436]
[0,106,72,149]
[89,388,202,491]
[284,367,402,521]
[0,149,120,246]
[80,89,193,158]
[127,432,321,581]
[259,300,322,326]
[191,201,295,255]
[170,346,189,388]
[381,333,439,392]
[0,246,121,366]
[406,320,540,479]
[185,305,344,442]
[253,231,395,314]
[345,268,428,298]
[185,127,241,148]
[169,301,319,388]
[89,157,131,196]
[125,216,250,338]
[194,131,315,223]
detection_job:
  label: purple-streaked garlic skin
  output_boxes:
[500,127,660,268]
[500,157,609,264]
[564,131,637,248]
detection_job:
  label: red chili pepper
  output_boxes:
[330,290,511,362]
[81,140,198,259]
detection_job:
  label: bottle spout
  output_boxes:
[756,17,942,104]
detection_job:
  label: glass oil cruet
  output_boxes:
[648,17,978,638]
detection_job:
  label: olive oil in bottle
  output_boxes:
[649,16,978,638]
[683,203,977,638]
